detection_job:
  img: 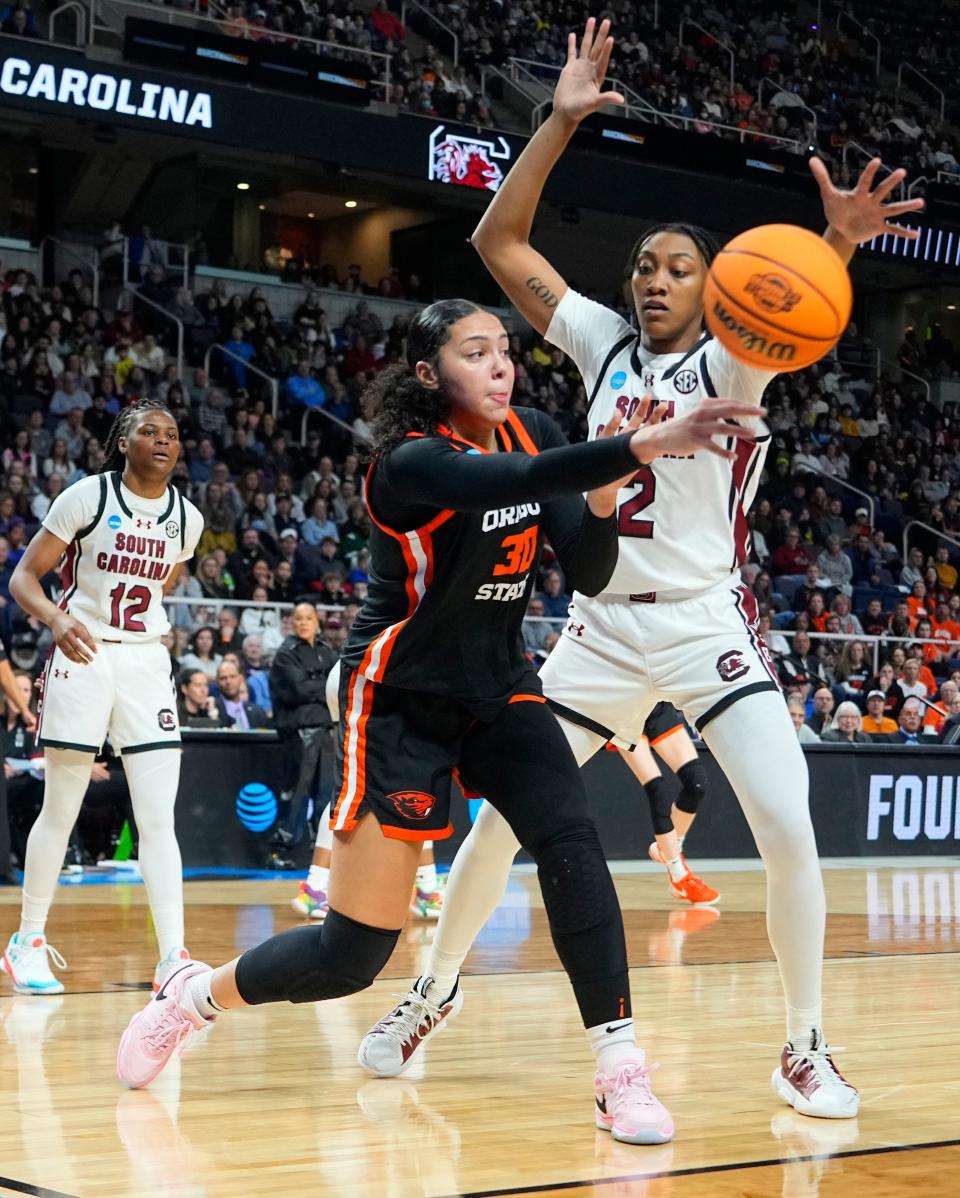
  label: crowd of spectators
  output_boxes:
[4,239,960,868]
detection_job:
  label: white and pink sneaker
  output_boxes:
[117,960,214,1089]
[595,1057,675,1144]
[772,1032,860,1118]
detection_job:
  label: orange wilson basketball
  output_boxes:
[704,224,852,372]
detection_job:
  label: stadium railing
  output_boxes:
[897,61,946,122]
[160,597,960,679]
[803,465,876,529]
[121,287,184,378]
[677,18,735,93]
[836,9,882,75]
[39,235,101,307]
[400,0,459,67]
[299,406,373,449]
[204,343,279,419]
[901,522,960,568]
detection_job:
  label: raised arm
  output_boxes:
[809,157,924,266]
[471,18,624,334]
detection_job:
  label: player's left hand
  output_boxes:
[809,156,924,244]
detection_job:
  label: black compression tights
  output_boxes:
[457,700,631,1028]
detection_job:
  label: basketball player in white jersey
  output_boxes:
[359,19,923,1117]
[1,401,203,995]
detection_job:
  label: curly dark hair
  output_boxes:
[365,298,481,453]
[101,399,176,474]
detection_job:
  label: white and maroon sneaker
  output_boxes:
[772,1031,860,1118]
[595,1057,675,1144]
[357,975,463,1077]
[117,960,214,1090]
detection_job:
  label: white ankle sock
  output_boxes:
[182,971,225,1021]
[666,855,687,882]
[307,864,329,892]
[19,891,52,939]
[416,863,437,892]
[424,963,458,1006]
[587,1019,639,1074]
[787,1006,823,1048]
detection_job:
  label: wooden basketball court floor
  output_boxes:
[1,859,958,1198]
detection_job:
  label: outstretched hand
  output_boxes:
[553,17,625,127]
[587,397,658,516]
[631,397,764,464]
[809,156,925,245]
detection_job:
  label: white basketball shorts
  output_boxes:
[36,639,181,755]
[538,575,781,746]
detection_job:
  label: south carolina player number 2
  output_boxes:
[617,467,656,539]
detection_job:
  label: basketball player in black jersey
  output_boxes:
[117,300,758,1143]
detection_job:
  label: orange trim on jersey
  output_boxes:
[507,693,546,704]
[505,409,539,456]
[648,724,684,748]
[497,422,514,451]
[381,822,455,843]
[333,654,377,829]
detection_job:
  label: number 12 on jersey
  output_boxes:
[109,582,151,632]
[618,467,656,539]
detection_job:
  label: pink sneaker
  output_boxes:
[117,961,213,1090]
[595,1058,675,1144]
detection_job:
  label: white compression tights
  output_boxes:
[122,750,185,958]
[428,691,825,1040]
[20,748,185,959]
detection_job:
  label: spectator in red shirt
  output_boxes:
[771,527,810,576]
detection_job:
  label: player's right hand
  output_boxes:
[630,398,765,464]
[50,612,97,664]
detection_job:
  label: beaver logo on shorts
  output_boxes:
[157,708,177,732]
[387,790,436,820]
[716,650,749,682]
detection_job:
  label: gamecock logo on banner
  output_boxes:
[427,124,511,192]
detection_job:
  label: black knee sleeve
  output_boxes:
[235,909,400,1005]
[675,760,707,816]
[644,774,675,835]
[531,819,631,1027]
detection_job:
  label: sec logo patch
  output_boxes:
[674,369,698,394]
[165,521,180,539]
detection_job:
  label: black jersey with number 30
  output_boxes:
[340,405,636,714]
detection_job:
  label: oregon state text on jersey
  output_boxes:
[42,472,203,642]
[547,289,775,600]
[341,409,549,708]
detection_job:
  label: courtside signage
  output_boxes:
[0,54,213,128]
[867,772,960,842]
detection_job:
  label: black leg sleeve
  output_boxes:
[459,701,631,1028]
[234,909,400,1006]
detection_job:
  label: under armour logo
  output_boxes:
[54,668,69,679]
[567,621,585,638]
[136,519,153,529]
[643,372,655,389]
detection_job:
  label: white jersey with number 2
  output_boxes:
[43,471,203,643]
[546,289,776,600]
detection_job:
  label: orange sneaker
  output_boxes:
[668,871,720,906]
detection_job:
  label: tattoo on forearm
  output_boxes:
[525,276,559,309]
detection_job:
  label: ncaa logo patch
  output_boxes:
[387,790,436,820]
[157,708,177,732]
[165,520,180,538]
[108,514,122,530]
[610,370,627,390]
[716,651,749,683]
[674,369,698,394]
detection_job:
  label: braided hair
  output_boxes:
[366,299,481,454]
[101,399,176,475]
[624,222,720,281]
